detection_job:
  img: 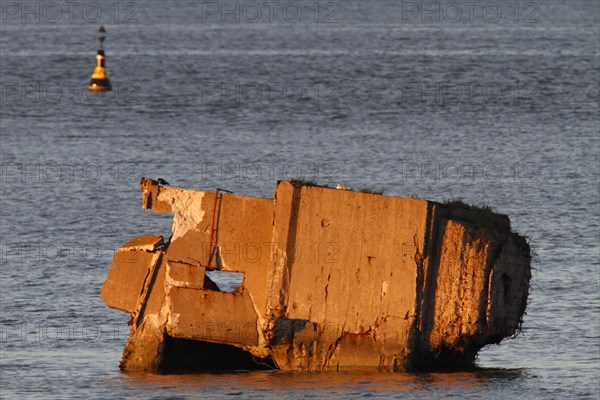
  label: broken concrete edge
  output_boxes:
[104,179,532,373]
[411,207,532,370]
[142,176,522,239]
[120,235,164,252]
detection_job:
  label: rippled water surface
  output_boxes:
[1,0,599,398]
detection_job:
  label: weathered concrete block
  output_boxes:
[267,183,429,371]
[100,245,161,313]
[166,261,205,289]
[101,180,532,373]
[167,288,259,347]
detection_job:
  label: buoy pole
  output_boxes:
[88,25,112,92]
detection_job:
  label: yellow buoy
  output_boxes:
[88,26,112,92]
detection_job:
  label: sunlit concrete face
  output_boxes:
[101,179,531,372]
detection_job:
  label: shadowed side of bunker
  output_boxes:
[100,180,531,372]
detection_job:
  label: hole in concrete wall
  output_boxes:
[159,336,275,372]
[502,273,512,304]
[205,270,244,292]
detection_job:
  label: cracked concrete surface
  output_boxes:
[101,179,531,372]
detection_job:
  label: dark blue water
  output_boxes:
[1,0,598,398]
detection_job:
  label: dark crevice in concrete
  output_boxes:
[158,337,275,372]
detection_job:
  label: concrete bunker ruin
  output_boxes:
[101,179,531,372]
